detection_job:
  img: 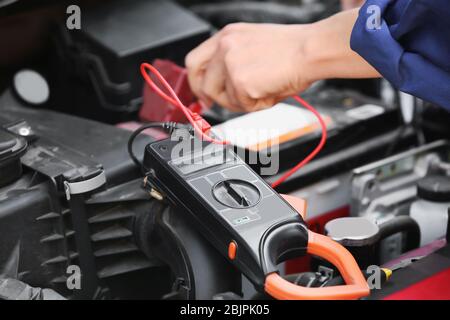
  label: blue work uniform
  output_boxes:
[351,0,450,111]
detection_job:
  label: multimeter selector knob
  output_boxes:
[213,179,261,209]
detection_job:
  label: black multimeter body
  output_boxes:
[143,129,308,289]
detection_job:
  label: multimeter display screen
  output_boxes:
[170,148,236,175]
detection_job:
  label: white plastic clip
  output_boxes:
[64,171,107,200]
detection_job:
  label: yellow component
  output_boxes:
[149,188,164,201]
[382,268,393,281]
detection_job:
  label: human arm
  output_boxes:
[185,8,380,112]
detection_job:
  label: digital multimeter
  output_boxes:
[143,129,370,300]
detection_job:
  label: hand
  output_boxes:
[186,10,380,113]
[340,0,365,10]
[185,23,314,112]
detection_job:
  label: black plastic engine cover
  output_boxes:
[0,128,27,188]
[0,91,241,299]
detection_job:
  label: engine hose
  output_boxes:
[378,216,421,252]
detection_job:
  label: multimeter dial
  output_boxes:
[212,179,261,209]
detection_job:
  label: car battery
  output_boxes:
[214,87,404,180]
[57,0,211,117]
[215,87,414,185]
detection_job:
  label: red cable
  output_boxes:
[140,62,327,188]
[141,63,227,145]
[270,96,327,189]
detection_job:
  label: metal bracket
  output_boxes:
[64,171,107,200]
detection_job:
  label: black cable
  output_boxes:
[324,269,389,287]
[127,122,180,171]
[378,216,421,252]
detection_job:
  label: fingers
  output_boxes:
[200,52,227,107]
[224,78,243,112]
[185,33,221,105]
[186,23,286,113]
[201,47,249,111]
[187,29,244,111]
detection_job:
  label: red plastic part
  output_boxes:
[140,62,227,145]
[384,267,450,300]
[139,59,199,123]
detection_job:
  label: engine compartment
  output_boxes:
[1,0,449,300]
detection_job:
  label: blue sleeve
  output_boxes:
[350,0,450,111]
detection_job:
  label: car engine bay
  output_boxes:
[0,0,449,301]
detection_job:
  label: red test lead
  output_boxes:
[140,62,327,188]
